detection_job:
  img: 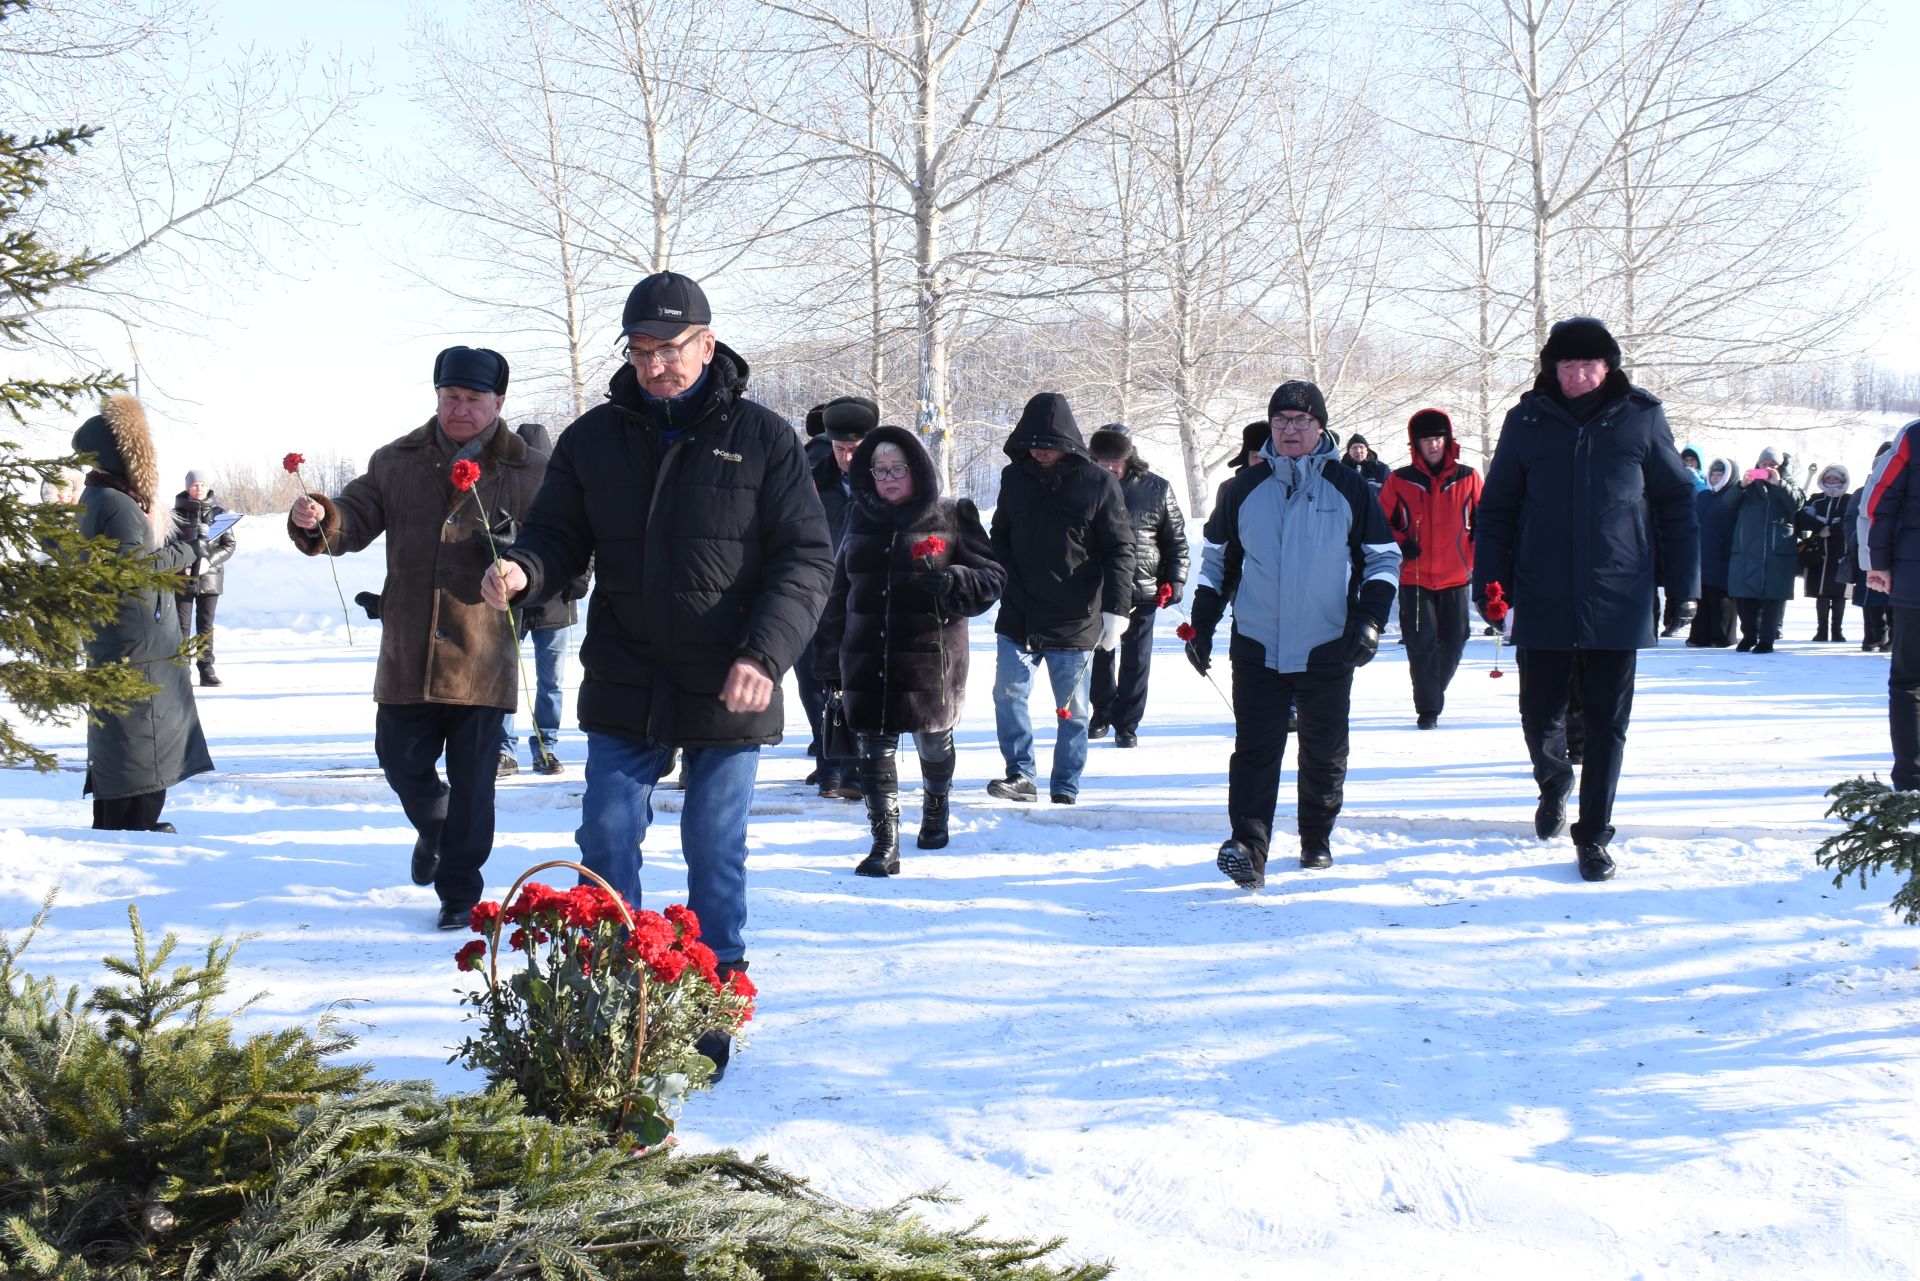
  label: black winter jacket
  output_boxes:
[505,344,833,747]
[1112,458,1189,607]
[813,427,1004,734]
[166,490,237,596]
[1472,369,1699,650]
[812,453,855,550]
[990,396,1135,650]
[513,423,590,631]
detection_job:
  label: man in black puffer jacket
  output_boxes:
[987,392,1135,804]
[485,271,832,1078]
[1086,424,1188,748]
[798,396,874,800]
[1472,316,1698,884]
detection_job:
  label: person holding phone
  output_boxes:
[1721,446,1802,653]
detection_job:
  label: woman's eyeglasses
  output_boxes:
[871,464,910,481]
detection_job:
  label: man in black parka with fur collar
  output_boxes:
[485,272,832,1078]
[987,392,1135,804]
[1472,316,1698,884]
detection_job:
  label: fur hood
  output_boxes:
[72,394,160,510]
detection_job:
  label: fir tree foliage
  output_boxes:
[3,0,186,771]
[1816,776,1920,925]
[0,902,1113,1280]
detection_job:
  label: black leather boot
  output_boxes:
[917,748,954,850]
[855,737,900,876]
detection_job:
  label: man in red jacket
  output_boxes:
[1378,409,1482,729]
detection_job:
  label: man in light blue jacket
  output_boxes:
[1185,380,1400,889]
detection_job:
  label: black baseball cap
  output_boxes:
[621,271,712,340]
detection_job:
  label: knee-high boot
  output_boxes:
[918,744,954,850]
[855,735,900,877]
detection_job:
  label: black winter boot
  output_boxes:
[855,737,901,876]
[198,661,222,687]
[917,749,954,850]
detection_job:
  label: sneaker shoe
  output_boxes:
[1535,792,1568,840]
[1088,718,1111,740]
[1298,838,1333,869]
[1050,791,1076,805]
[1576,842,1616,882]
[410,833,440,886]
[1216,838,1266,890]
[1416,713,1438,730]
[1115,729,1138,748]
[986,774,1037,802]
[496,752,519,778]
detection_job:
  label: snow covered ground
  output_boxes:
[4,536,1919,1279]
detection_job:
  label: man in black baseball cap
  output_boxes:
[483,268,833,1081]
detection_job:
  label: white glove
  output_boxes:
[1097,611,1128,651]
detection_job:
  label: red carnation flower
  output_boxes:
[454,939,487,971]
[469,900,502,934]
[450,459,482,491]
[1176,621,1196,642]
[1056,706,1072,721]
[647,949,690,985]
[1156,582,1173,608]
[910,534,947,561]
[665,903,700,941]
[282,452,304,473]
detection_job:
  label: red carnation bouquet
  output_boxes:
[453,863,755,1147]
[910,533,952,709]
[282,451,354,643]
[1484,581,1509,678]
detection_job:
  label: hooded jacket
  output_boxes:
[1378,411,1481,592]
[1471,366,1699,650]
[1722,463,1803,601]
[989,393,1136,650]
[1695,457,1740,591]
[73,396,215,800]
[166,488,237,596]
[1797,467,1853,599]
[1192,429,1400,673]
[290,417,546,710]
[505,342,833,747]
[813,426,1004,734]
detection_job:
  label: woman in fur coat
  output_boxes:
[814,426,1004,876]
[72,396,215,831]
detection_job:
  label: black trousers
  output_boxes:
[175,593,218,661]
[1689,585,1737,647]
[1733,597,1786,646]
[1226,662,1352,858]
[1813,596,1847,638]
[1516,648,1636,846]
[1889,608,1920,791]
[1090,602,1158,731]
[93,790,166,830]
[1399,584,1470,717]
[374,702,506,908]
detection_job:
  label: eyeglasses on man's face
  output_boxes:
[871,464,911,481]
[1272,414,1316,430]
[624,328,707,368]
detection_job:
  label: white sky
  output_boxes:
[18,0,1920,484]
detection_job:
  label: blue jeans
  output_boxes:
[501,626,567,756]
[576,731,759,963]
[993,636,1093,798]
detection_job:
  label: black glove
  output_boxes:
[914,567,954,601]
[1184,632,1213,676]
[354,590,383,621]
[1401,535,1421,562]
[1344,616,1381,668]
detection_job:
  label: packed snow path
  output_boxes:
[3,543,1917,1277]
